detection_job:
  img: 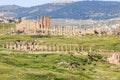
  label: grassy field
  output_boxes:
[0,53,120,80]
[0,23,15,34]
[0,34,120,51]
[0,23,120,80]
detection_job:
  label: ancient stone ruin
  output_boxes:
[38,16,50,28]
[10,16,120,36]
[3,40,39,51]
[3,41,91,55]
[107,53,120,65]
[14,16,50,34]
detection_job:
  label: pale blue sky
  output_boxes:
[0,0,119,7]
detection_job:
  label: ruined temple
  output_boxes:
[15,16,50,34]
[38,16,50,28]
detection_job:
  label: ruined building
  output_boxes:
[38,16,50,28]
[107,53,120,65]
[14,16,120,36]
[15,16,50,34]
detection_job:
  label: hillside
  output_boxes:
[49,1,120,20]
[0,5,21,17]
[0,1,120,20]
[16,3,69,19]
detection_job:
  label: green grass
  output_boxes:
[0,35,120,51]
[0,53,120,80]
[0,23,15,34]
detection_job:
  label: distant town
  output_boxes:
[0,14,16,23]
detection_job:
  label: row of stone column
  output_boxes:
[40,44,81,52]
[37,26,82,36]
[15,24,84,36]
[39,44,90,55]
[3,41,39,51]
[3,42,92,54]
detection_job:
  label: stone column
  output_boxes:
[73,45,76,52]
[57,45,59,52]
[2,44,5,48]
[59,27,61,35]
[9,43,13,49]
[6,43,9,49]
[69,44,72,52]
[81,46,84,52]
[89,47,92,53]
[49,45,51,51]
[65,45,68,52]
[77,45,80,53]
[13,44,16,50]
[61,27,63,35]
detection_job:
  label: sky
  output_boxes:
[0,0,119,7]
